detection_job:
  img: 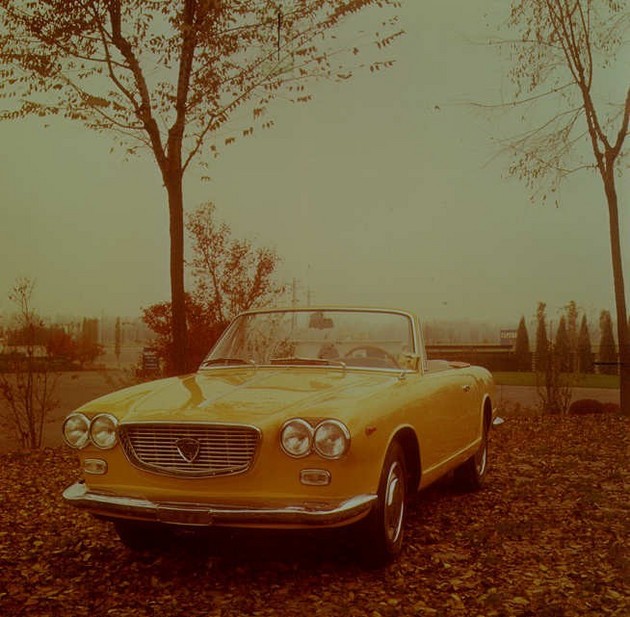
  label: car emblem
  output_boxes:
[175,438,201,463]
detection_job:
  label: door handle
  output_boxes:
[462,384,471,392]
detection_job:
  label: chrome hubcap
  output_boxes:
[384,461,405,543]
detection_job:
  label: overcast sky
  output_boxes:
[0,1,628,329]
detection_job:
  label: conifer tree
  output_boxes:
[598,311,617,375]
[577,315,594,374]
[535,302,549,372]
[514,316,531,371]
[555,316,570,373]
[565,300,579,371]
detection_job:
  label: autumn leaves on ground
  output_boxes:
[0,415,627,617]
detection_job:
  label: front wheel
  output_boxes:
[359,441,407,566]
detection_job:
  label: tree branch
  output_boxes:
[575,0,593,90]
[90,4,141,119]
[167,0,202,168]
[470,82,573,109]
[107,0,167,172]
[611,87,630,159]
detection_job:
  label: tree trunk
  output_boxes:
[165,171,188,375]
[603,169,630,416]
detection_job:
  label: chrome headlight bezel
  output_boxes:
[313,419,351,460]
[88,413,119,450]
[62,413,91,449]
[280,418,314,458]
[280,418,351,460]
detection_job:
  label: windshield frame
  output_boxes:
[201,307,421,373]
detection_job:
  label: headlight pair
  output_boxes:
[280,419,350,460]
[62,413,118,450]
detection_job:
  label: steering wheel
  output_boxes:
[344,345,400,368]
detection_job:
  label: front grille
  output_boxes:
[118,423,261,477]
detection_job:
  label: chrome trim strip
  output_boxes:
[198,364,415,374]
[119,421,262,429]
[62,482,377,527]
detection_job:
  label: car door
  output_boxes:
[411,369,476,476]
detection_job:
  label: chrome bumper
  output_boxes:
[62,482,377,528]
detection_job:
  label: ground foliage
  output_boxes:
[0,415,627,617]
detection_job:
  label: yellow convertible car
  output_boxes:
[62,307,495,563]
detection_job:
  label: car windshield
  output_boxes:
[202,309,415,371]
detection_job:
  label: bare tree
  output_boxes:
[494,1,629,413]
[0,279,59,449]
[534,302,574,414]
[0,1,402,375]
[187,202,285,324]
[537,343,574,414]
[143,202,286,371]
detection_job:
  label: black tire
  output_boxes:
[360,441,407,566]
[113,520,174,552]
[454,418,489,492]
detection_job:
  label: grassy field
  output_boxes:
[493,372,620,389]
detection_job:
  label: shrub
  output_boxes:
[569,399,605,415]
[602,402,621,415]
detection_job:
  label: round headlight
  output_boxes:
[280,419,313,458]
[89,413,119,449]
[314,420,350,459]
[62,413,90,449]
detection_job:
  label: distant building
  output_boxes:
[500,329,518,348]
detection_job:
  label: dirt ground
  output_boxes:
[0,414,627,616]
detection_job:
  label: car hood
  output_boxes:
[80,367,401,424]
